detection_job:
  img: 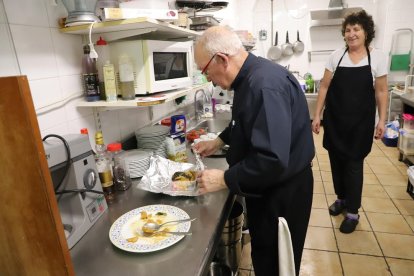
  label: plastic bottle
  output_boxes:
[82,44,101,102]
[103,61,117,102]
[95,131,116,203]
[118,55,135,100]
[107,143,131,191]
[95,37,110,99]
[304,73,315,94]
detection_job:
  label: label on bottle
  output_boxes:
[99,171,113,188]
[103,64,117,101]
[83,73,100,96]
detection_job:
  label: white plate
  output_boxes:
[109,204,191,253]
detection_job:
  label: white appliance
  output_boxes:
[109,40,194,95]
[43,134,107,249]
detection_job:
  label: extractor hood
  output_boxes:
[310,0,362,27]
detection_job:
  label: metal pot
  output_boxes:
[267,31,282,61]
[281,31,293,56]
[293,30,304,53]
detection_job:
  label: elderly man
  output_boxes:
[193,26,315,276]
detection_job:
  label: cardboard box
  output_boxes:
[103,8,178,21]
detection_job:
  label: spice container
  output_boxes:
[107,143,132,191]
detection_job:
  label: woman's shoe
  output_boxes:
[328,200,346,216]
[339,215,359,234]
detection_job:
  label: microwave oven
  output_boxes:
[109,39,194,95]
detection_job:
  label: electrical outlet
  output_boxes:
[259,30,267,41]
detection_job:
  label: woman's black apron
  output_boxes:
[323,47,376,160]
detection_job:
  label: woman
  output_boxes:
[312,10,388,234]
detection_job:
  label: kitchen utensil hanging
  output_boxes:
[281,31,293,56]
[389,28,413,71]
[293,30,304,53]
[267,32,282,61]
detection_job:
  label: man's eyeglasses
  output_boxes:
[201,53,219,75]
[200,52,228,75]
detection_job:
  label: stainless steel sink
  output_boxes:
[192,118,230,133]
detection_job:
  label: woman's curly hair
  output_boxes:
[341,10,375,47]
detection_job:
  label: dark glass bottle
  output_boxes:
[82,44,101,102]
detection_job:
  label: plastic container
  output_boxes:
[170,114,186,135]
[118,55,135,100]
[82,44,100,102]
[103,61,117,102]
[107,143,132,191]
[399,130,414,155]
[402,113,414,133]
[95,37,110,99]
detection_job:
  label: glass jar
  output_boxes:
[107,143,132,191]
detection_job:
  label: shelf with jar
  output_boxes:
[76,83,211,111]
[59,17,200,41]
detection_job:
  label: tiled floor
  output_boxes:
[237,127,414,276]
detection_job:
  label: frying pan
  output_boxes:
[267,32,282,61]
[293,30,304,53]
[281,31,293,56]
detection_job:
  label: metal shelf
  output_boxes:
[59,17,199,41]
[76,83,210,111]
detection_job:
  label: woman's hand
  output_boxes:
[312,116,321,134]
[375,120,386,139]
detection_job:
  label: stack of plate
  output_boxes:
[122,149,153,178]
[135,125,170,158]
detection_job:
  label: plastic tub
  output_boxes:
[403,113,414,133]
[399,130,414,155]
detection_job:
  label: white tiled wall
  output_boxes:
[0,0,188,147]
[1,0,414,147]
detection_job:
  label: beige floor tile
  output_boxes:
[335,229,382,256]
[393,199,414,215]
[404,215,414,231]
[365,212,413,234]
[299,249,342,276]
[309,208,332,227]
[324,182,336,195]
[321,171,333,182]
[376,173,408,186]
[387,257,414,276]
[237,269,252,276]
[317,154,330,163]
[312,194,327,209]
[331,212,372,231]
[313,181,325,194]
[397,164,409,176]
[366,156,393,165]
[369,164,402,175]
[364,173,380,185]
[368,148,386,157]
[376,232,414,259]
[383,185,413,200]
[239,242,252,269]
[304,226,337,251]
[319,161,331,172]
[363,184,389,198]
[340,253,390,276]
[364,165,374,174]
[313,170,322,182]
[361,197,400,214]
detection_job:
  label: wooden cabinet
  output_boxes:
[0,76,74,275]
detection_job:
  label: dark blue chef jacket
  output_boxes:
[218,53,315,276]
[219,53,315,196]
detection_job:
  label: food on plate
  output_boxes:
[186,128,206,143]
[126,236,139,243]
[140,211,148,220]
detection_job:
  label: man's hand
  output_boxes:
[196,169,227,195]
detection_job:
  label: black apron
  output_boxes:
[323,47,376,160]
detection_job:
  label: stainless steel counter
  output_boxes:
[70,151,234,276]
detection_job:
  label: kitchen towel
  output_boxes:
[278,217,296,276]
